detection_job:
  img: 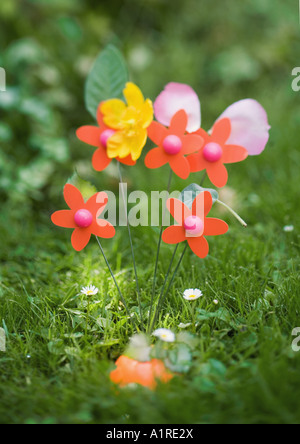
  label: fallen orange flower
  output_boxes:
[110,355,173,389]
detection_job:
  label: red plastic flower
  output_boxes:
[162,191,228,258]
[51,184,115,251]
[145,110,203,179]
[110,355,173,389]
[76,106,136,172]
[188,118,248,188]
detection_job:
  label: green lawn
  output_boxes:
[0,0,300,425]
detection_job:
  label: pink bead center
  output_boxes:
[184,215,204,236]
[163,135,182,155]
[100,129,116,148]
[203,142,223,162]
[74,209,93,228]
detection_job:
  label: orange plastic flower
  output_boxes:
[110,355,173,390]
[188,118,248,188]
[145,110,204,179]
[76,106,136,172]
[51,184,115,251]
[162,191,228,258]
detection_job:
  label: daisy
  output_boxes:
[283,225,294,233]
[81,285,99,297]
[153,328,175,343]
[213,299,219,305]
[183,288,203,301]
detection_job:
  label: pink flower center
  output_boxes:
[74,209,93,228]
[203,142,223,162]
[184,215,204,236]
[100,129,116,148]
[163,135,182,155]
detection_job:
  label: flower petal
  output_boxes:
[71,228,91,251]
[118,156,136,166]
[206,163,228,188]
[162,225,186,244]
[187,151,207,173]
[51,210,76,228]
[216,99,270,155]
[188,236,209,259]
[92,220,116,239]
[222,144,248,164]
[76,126,101,147]
[147,121,168,146]
[92,147,112,171]
[86,191,108,215]
[211,118,231,144]
[167,198,191,225]
[145,147,169,169]
[100,99,126,130]
[182,134,204,155]
[107,129,147,161]
[140,99,154,129]
[123,82,145,109]
[154,82,201,132]
[192,191,212,217]
[169,110,188,135]
[169,155,190,179]
[204,218,229,236]
[64,184,84,210]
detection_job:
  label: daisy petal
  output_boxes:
[92,147,112,171]
[51,210,76,228]
[216,99,270,155]
[206,163,228,188]
[64,184,84,210]
[204,218,229,236]
[71,228,91,251]
[188,236,209,259]
[162,225,186,244]
[211,118,231,144]
[222,145,248,164]
[154,82,201,133]
[76,126,101,147]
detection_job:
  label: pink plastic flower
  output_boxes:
[154,83,201,133]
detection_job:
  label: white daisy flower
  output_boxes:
[153,328,175,343]
[283,225,294,233]
[213,299,219,305]
[183,288,203,301]
[81,285,99,296]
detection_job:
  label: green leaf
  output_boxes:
[125,334,151,362]
[67,172,97,202]
[85,44,129,119]
[179,183,219,209]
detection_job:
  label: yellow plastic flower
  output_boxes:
[100,82,153,161]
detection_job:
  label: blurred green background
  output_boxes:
[0,0,300,425]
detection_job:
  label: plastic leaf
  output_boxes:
[85,45,129,119]
[179,183,219,209]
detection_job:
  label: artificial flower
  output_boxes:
[183,288,203,301]
[76,107,136,171]
[187,118,248,188]
[216,99,271,156]
[154,82,201,133]
[154,83,270,156]
[81,285,99,296]
[145,110,203,179]
[153,328,176,343]
[162,191,229,258]
[110,355,173,389]
[100,82,153,161]
[51,184,115,251]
